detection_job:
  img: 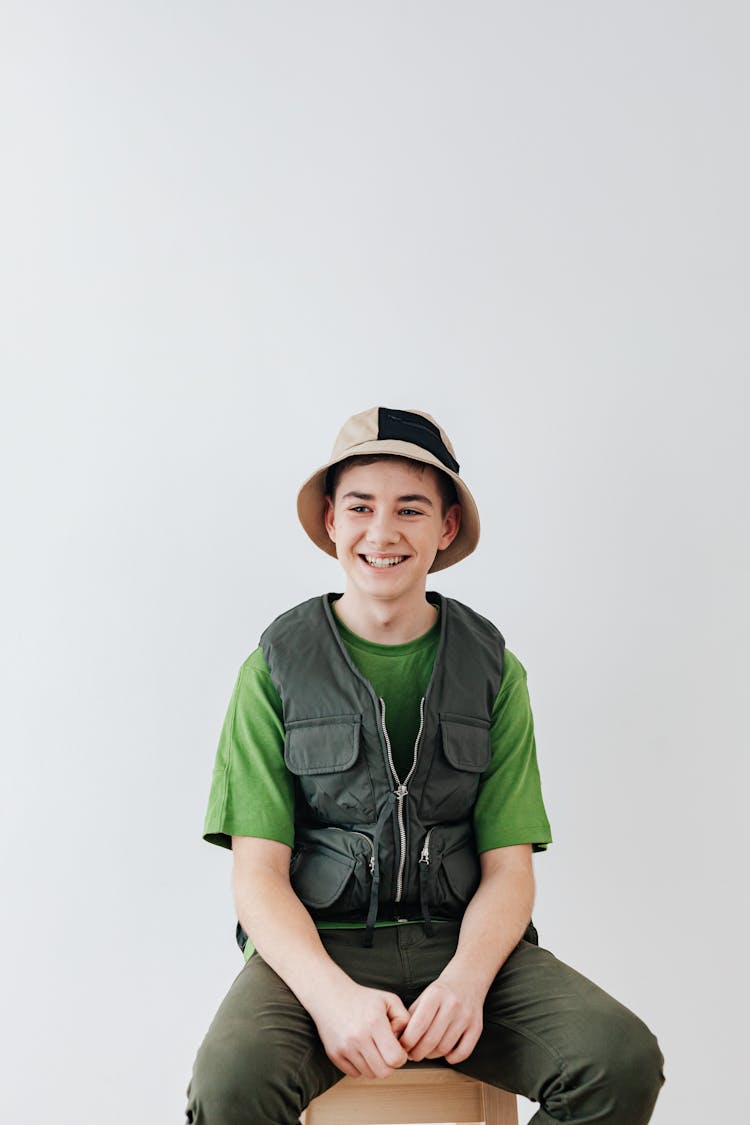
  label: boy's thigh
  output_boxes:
[187,953,342,1124]
[455,940,664,1121]
[186,924,458,1123]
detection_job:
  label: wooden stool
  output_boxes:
[301,1066,519,1124]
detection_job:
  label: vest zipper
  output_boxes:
[379,696,426,904]
[419,827,434,866]
[325,826,375,874]
[418,826,435,936]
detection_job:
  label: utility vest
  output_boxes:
[237,592,536,950]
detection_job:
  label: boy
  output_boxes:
[186,407,664,1124]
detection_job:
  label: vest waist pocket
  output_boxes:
[418,822,481,918]
[290,825,374,920]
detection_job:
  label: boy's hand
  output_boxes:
[399,971,484,1065]
[401,844,535,1064]
[309,980,410,1079]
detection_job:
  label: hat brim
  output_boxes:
[297,439,480,573]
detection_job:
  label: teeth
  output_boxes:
[364,556,405,568]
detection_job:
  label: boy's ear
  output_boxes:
[437,502,462,552]
[323,496,336,543]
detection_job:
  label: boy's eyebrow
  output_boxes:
[340,490,434,507]
[398,494,434,507]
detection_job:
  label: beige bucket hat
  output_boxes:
[297,406,480,573]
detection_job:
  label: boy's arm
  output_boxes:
[399,843,535,1063]
[232,836,410,1078]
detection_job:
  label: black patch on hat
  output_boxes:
[378,408,460,474]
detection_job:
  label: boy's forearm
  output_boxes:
[234,857,412,1078]
[398,850,535,1064]
[233,863,351,1013]
[439,853,535,1002]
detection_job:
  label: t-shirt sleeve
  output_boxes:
[202,647,295,850]
[473,648,553,854]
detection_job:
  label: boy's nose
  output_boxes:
[366,516,400,549]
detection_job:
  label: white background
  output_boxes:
[2,3,748,1123]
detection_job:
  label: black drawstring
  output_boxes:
[418,854,434,937]
[363,794,395,946]
[364,867,380,947]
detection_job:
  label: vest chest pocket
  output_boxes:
[284,715,376,823]
[418,715,492,821]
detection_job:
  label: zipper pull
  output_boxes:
[394,783,408,799]
[369,854,375,875]
[420,829,433,865]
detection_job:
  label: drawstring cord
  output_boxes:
[363,794,396,947]
[418,855,434,937]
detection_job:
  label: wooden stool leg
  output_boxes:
[481,1081,519,1125]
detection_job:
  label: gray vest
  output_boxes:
[235,591,512,948]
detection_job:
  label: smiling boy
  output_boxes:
[186,407,664,1124]
[323,456,460,640]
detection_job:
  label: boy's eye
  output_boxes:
[347,505,422,515]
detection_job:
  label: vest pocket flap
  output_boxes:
[285,716,362,775]
[439,715,492,773]
[290,844,356,909]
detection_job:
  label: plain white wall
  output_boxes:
[2,3,748,1122]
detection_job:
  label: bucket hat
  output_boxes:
[297,406,480,573]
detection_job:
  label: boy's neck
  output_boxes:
[333,590,438,645]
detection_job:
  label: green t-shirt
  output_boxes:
[204,609,552,858]
[332,608,440,780]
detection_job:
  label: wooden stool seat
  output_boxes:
[301,1065,518,1124]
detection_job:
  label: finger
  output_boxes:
[331,1051,362,1079]
[403,991,458,1059]
[385,994,410,1038]
[444,1023,482,1065]
[425,1026,465,1061]
[406,1012,454,1061]
[374,1026,408,1071]
[359,1035,407,1080]
[399,995,440,1052]
[407,1033,446,1061]
[347,1048,377,1079]
[367,1054,401,1078]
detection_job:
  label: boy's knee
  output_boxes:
[574,1005,665,1123]
[613,1013,665,1116]
[187,1028,301,1125]
[187,1035,254,1125]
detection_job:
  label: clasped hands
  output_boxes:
[312,973,484,1080]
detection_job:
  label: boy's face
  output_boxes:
[324,459,461,606]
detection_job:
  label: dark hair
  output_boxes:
[325,454,459,517]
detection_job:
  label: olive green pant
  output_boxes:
[186,923,664,1125]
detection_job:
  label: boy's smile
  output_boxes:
[324,459,461,638]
